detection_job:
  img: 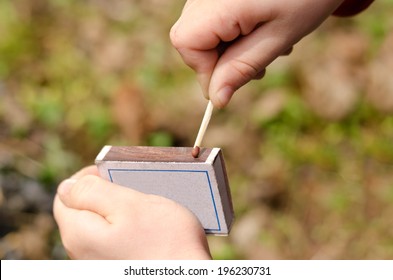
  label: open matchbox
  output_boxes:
[95,146,234,235]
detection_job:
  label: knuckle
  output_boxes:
[230,58,261,82]
[169,23,183,49]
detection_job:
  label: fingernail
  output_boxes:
[216,86,234,108]
[58,179,77,196]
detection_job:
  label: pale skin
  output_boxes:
[170,0,345,108]
[54,0,354,259]
[53,166,211,259]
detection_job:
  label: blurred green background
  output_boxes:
[1,0,393,259]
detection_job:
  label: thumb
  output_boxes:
[56,175,141,220]
[208,22,289,108]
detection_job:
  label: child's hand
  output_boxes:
[170,0,344,108]
[53,166,211,259]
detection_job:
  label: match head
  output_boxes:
[191,146,200,158]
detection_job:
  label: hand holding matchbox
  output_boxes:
[95,145,234,235]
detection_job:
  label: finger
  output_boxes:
[281,46,293,56]
[174,47,218,98]
[208,22,292,108]
[53,194,108,230]
[170,0,273,100]
[182,0,198,12]
[171,0,273,50]
[207,0,340,107]
[70,165,100,179]
[171,0,339,108]
[53,194,109,258]
[252,69,266,81]
[56,175,143,222]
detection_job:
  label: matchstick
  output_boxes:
[192,100,214,158]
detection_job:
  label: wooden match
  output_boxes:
[192,100,214,158]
